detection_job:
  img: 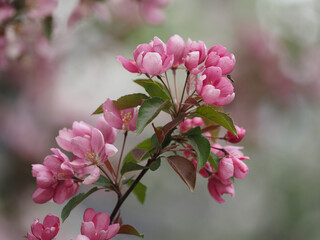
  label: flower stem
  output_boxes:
[116,131,128,182]
[172,69,179,112]
[178,71,190,113]
[110,157,153,223]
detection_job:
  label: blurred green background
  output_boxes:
[1,0,320,239]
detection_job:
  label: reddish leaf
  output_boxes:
[166,156,196,192]
[152,123,165,144]
[118,224,144,238]
[132,149,148,162]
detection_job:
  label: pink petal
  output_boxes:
[36,170,55,188]
[161,54,174,72]
[208,178,225,204]
[83,166,100,185]
[218,157,234,180]
[75,234,90,240]
[81,222,96,239]
[233,158,249,179]
[106,223,120,239]
[27,232,38,240]
[167,34,185,67]
[142,52,162,76]
[96,117,117,144]
[92,212,110,232]
[83,208,96,222]
[201,85,221,104]
[217,54,236,75]
[104,144,118,158]
[32,187,55,204]
[31,218,43,238]
[116,56,139,73]
[91,128,105,155]
[43,214,60,228]
[56,128,74,152]
[185,51,200,70]
[71,137,91,158]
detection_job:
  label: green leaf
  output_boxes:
[92,175,113,187]
[195,105,237,136]
[134,79,170,102]
[187,134,211,171]
[121,162,146,175]
[127,180,147,204]
[207,152,222,171]
[149,158,161,171]
[166,156,196,192]
[43,16,53,40]
[61,187,99,222]
[92,104,103,115]
[123,138,153,164]
[118,224,144,238]
[113,93,148,110]
[182,126,202,136]
[136,97,168,134]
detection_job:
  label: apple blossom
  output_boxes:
[32,148,79,204]
[196,66,235,106]
[80,208,120,240]
[117,36,173,76]
[205,45,236,75]
[103,98,139,131]
[27,214,60,240]
[224,125,246,143]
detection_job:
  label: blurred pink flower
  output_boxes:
[138,0,169,25]
[80,208,120,240]
[27,0,58,19]
[68,0,111,28]
[27,214,60,240]
[0,4,15,22]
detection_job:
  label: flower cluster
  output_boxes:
[180,117,249,203]
[68,0,169,27]
[27,209,119,240]
[118,34,236,106]
[28,35,250,239]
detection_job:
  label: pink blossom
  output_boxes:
[166,34,185,68]
[180,117,204,133]
[196,66,235,106]
[68,0,110,28]
[117,36,173,76]
[27,0,58,19]
[205,45,236,75]
[0,5,15,22]
[224,146,250,179]
[0,36,8,70]
[224,125,246,143]
[27,214,60,240]
[184,38,207,71]
[103,98,139,131]
[138,0,169,25]
[70,127,118,184]
[208,175,235,204]
[56,117,116,153]
[32,148,79,204]
[80,208,120,240]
